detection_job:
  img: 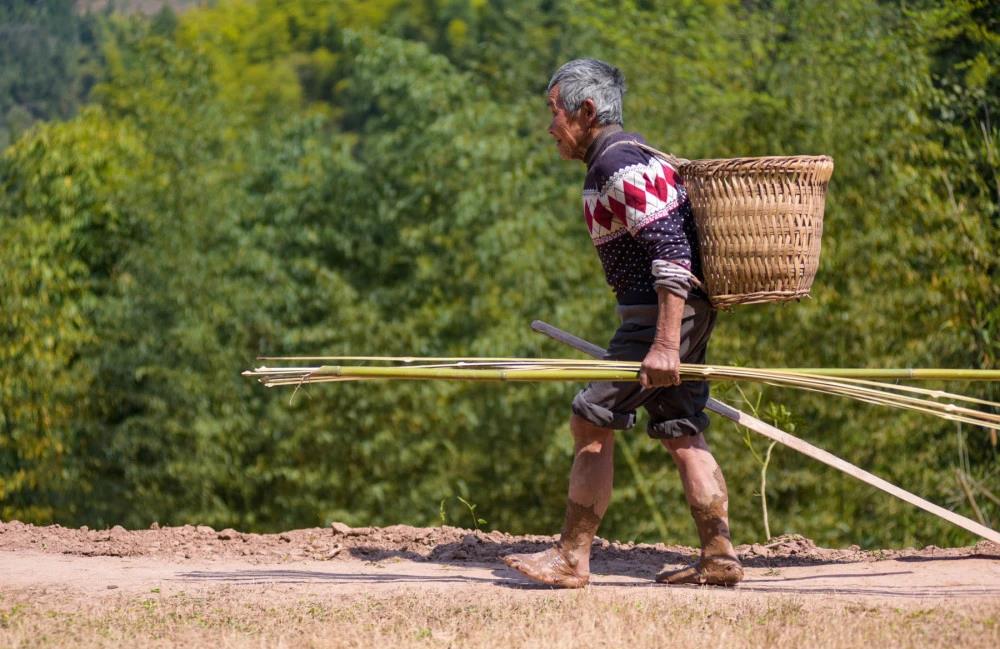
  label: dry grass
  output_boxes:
[2,587,998,649]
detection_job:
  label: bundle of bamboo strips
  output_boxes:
[243,357,1000,432]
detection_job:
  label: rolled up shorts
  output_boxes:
[571,296,716,439]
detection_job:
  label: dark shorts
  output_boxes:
[571,297,716,439]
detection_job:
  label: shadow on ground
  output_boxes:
[340,536,906,576]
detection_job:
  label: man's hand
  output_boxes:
[639,344,681,388]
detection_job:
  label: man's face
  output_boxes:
[547,85,593,161]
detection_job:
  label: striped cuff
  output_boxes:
[651,259,699,300]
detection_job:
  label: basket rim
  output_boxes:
[681,155,834,180]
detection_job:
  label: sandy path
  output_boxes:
[3,523,999,648]
[2,520,999,609]
[4,549,999,606]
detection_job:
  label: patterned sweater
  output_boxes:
[583,127,703,305]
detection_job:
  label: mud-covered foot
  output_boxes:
[502,547,589,589]
[655,555,743,586]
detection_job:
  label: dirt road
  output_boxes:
[1,520,999,648]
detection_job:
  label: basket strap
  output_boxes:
[596,139,690,169]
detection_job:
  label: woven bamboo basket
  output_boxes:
[678,155,834,309]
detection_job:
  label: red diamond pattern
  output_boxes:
[607,195,627,222]
[584,157,682,241]
[646,170,668,202]
[623,180,647,213]
[593,200,615,229]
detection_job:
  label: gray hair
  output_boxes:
[547,58,626,126]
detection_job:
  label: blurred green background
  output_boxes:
[1,0,997,548]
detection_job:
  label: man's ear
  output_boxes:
[580,98,597,126]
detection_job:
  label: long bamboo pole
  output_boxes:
[245,363,1000,430]
[743,368,1000,380]
[275,364,1000,386]
[308,365,639,381]
[256,356,1000,381]
[528,320,1000,545]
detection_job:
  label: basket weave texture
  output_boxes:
[678,155,834,309]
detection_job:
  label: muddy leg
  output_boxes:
[503,415,613,588]
[656,434,743,586]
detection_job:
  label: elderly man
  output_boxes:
[503,59,743,588]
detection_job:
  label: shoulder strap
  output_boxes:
[596,139,689,170]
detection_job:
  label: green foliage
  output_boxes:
[0,106,151,521]
[0,0,103,149]
[0,0,996,547]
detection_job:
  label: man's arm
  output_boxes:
[639,286,684,388]
[596,150,694,389]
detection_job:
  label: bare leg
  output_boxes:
[503,414,614,588]
[656,433,743,586]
